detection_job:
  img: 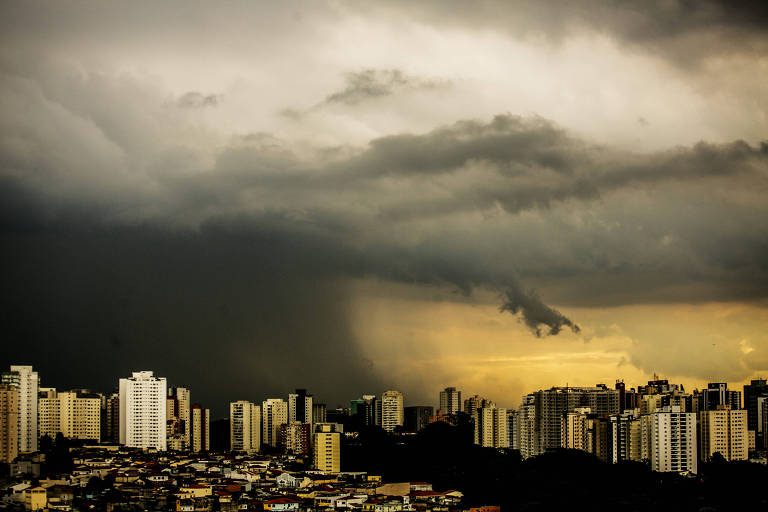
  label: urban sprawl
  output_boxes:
[1,365,768,511]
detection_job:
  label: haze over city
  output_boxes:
[1,1,768,415]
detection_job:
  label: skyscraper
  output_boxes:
[229,400,260,453]
[190,403,210,453]
[119,371,167,451]
[2,366,39,453]
[0,384,19,463]
[439,387,462,415]
[262,398,288,447]
[313,423,341,473]
[280,421,311,455]
[380,390,405,432]
[700,382,741,411]
[349,395,378,429]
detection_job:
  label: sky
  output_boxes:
[1,1,767,415]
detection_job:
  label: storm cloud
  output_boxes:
[1,0,767,407]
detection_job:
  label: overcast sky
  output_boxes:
[1,1,767,414]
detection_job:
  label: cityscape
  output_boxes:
[2,1,768,511]
[2,364,768,510]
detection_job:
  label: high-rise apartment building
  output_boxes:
[744,379,768,446]
[380,390,405,432]
[700,383,741,412]
[2,366,39,453]
[609,409,642,463]
[561,407,592,452]
[190,404,210,452]
[313,423,341,472]
[507,410,520,450]
[464,395,495,417]
[439,387,462,415]
[641,406,697,474]
[119,371,167,451]
[280,421,311,455]
[166,387,191,451]
[0,384,19,463]
[229,400,261,453]
[533,386,619,455]
[519,394,538,459]
[699,406,748,462]
[102,392,120,444]
[39,389,101,441]
[473,407,509,448]
[312,403,327,424]
[262,398,288,447]
[404,406,434,433]
[350,395,378,428]
[288,389,313,428]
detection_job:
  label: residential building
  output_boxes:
[404,406,434,433]
[349,395,378,428]
[0,384,19,463]
[609,409,642,463]
[439,387,462,415]
[561,407,592,452]
[166,387,191,451]
[288,389,314,429]
[507,409,519,450]
[744,378,768,446]
[641,406,697,474]
[700,382,741,412]
[280,421,311,455]
[229,400,260,453]
[312,403,327,424]
[38,389,101,441]
[464,395,495,417]
[101,392,120,444]
[519,394,538,459]
[2,365,39,453]
[263,398,288,447]
[380,390,405,432]
[190,403,210,452]
[473,407,508,448]
[314,423,341,472]
[699,406,748,462]
[119,371,167,451]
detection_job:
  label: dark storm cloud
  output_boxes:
[501,287,580,337]
[363,0,768,64]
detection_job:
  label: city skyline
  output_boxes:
[2,2,768,418]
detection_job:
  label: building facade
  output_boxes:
[119,371,167,451]
[313,423,341,473]
[439,387,462,416]
[166,387,191,451]
[263,398,288,447]
[2,366,39,453]
[380,390,405,432]
[230,400,261,453]
[190,404,210,452]
[699,407,748,462]
[0,384,19,463]
[39,389,101,441]
[641,406,697,474]
[473,407,508,448]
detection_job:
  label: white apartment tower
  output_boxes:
[119,371,167,451]
[229,401,260,453]
[641,406,697,474]
[439,387,462,415]
[473,407,509,448]
[699,406,748,462]
[262,398,288,447]
[381,390,405,432]
[3,366,39,453]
